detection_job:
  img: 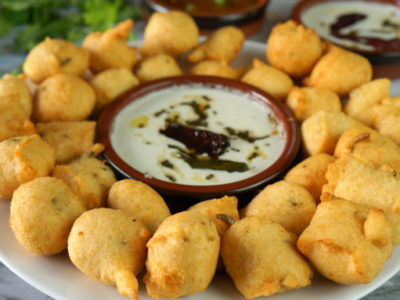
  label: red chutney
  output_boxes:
[157,0,259,14]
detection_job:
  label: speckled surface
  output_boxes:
[1,0,399,299]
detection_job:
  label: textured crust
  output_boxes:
[304,45,372,97]
[284,153,335,202]
[53,154,116,210]
[0,74,32,117]
[23,37,90,83]
[285,86,341,122]
[107,179,170,234]
[144,211,219,298]
[344,78,391,126]
[83,20,139,73]
[136,54,182,83]
[321,155,400,244]
[9,177,85,255]
[297,199,392,284]
[188,26,244,63]
[241,181,316,235]
[267,20,323,78]
[68,208,150,300]
[222,216,312,299]
[33,74,95,122]
[36,121,96,164]
[241,58,293,101]
[140,11,198,58]
[0,135,55,198]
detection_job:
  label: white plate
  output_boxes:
[1,40,400,300]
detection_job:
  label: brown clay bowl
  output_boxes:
[292,0,400,79]
[98,75,299,199]
[144,0,269,37]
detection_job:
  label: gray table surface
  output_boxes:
[1,0,399,299]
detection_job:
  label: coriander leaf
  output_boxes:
[83,0,122,31]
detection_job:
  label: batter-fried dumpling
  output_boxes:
[36,121,96,164]
[83,20,139,73]
[68,208,151,300]
[0,74,32,117]
[33,74,95,122]
[267,20,323,78]
[304,44,372,97]
[241,181,316,235]
[286,86,341,122]
[188,195,239,237]
[221,216,312,299]
[334,126,400,174]
[188,26,244,63]
[344,78,391,126]
[0,134,55,199]
[23,37,89,83]
[284,153,335,202]
[140,11,199,58]
[301,111,362,156]
[136,54,182,83]
[189,60,245,79]
[297,198,392,285]
[322,155,400,244]
[241,58,293,101]
[144,211,219,298]
[10,177,85,255]
[52,150,116,210]
[90,68,139,116]
[373,106,400,146]
[107,179,171,234]
[0,98,35,142]
[188,195,239,272]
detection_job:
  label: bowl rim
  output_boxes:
[98,75,299,198]
[145,0,269,19]
[292,0,400,57]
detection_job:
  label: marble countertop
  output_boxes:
[1,0,400,299]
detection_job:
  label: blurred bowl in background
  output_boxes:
[292,0,400,79]
[145,0,269,37]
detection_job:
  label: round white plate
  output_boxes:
[1,40,400,300]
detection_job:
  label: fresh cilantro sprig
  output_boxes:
[0,0,142,53]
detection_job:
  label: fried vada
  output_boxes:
[107,179,170,234]
[0,134,55,199]
[9,176,85,255]
[241,181,316,235]
[90,68,139,116]
[140,11,199,58]
[221,216,312,299]
[304,44,372,97]
[23,37,89,83]
[144,211,219,298]
[52,149,116,210]
[136,54,182,83]
[297,198,392,284]
[188,26,244,63]
[33,74,95,122]
[0,74,32,117]
[36,121,96,164]
[83,20,139,73]
[267,20,324,78]
[68,208,151,300]
[241,58,293,101]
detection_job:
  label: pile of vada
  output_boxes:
[0,8,399,300]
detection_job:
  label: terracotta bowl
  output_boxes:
[98,75,299,199]
[292,0,400,79]
[144,0,269,37]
